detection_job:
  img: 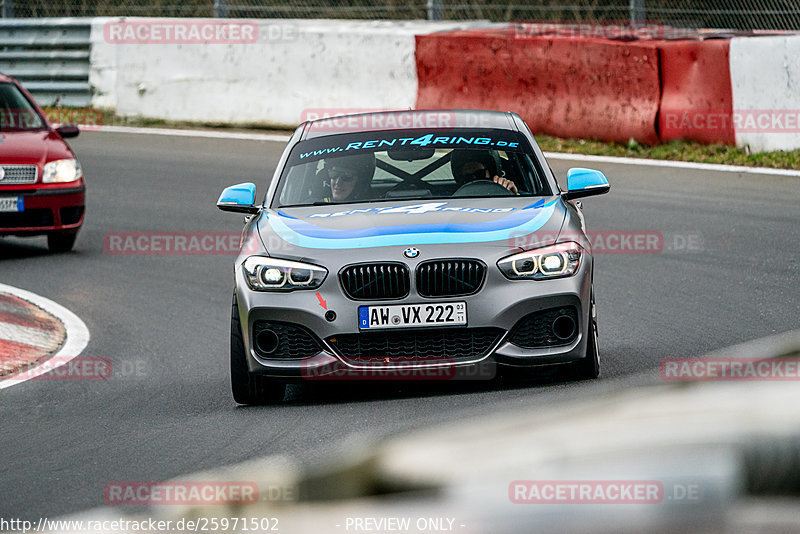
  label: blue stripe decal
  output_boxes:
[522,199,546,210]
[267,199,559,249]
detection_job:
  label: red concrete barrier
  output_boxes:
[415,29,661,144]
[657,39,735,144]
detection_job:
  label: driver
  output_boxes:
[324,153,376,202]
[450,149,518,194]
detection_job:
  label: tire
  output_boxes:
[47,232,77,253]
[566,290,600,380]
[230,293,286,405]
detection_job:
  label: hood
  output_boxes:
[0,130,74,166]
[257,197,567,260]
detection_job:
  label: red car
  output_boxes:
[0,74,85,252]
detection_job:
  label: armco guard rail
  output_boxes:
[0,18,92,107]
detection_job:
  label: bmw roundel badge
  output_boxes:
[403,247,420,259]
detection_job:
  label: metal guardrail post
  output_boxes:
[630,0,645,25]
[1,0,14,18]
[214,0,228,18]
[427,0,442,21]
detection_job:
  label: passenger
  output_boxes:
[450,149,518,194]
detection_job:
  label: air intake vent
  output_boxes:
[339,263,410,300]
[508,307,580,348]
[416,259,486,297]
[328,327,503,363]
[252,321,323,359]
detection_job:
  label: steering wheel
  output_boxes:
[452,179,515,197]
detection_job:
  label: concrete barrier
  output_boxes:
[89,17,117,110]
[90,18,469,127]
[730,35,800,152]
[658,39,735,145]
[415,28,662,144]
[83,18,800,151]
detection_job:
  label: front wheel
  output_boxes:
[230,293,286,405]
[565,291,600,380]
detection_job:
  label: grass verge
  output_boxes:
[534,135,800,170]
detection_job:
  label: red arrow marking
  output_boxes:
[316,292,327,310]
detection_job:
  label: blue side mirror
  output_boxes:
[564,168,610,200]
[217,183,259,214]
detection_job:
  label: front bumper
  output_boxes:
[234,253,593,381]
[0,182,85,236]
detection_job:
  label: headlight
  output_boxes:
[42,159,83,183]
[242,256,327,291]
[498,242,583,280]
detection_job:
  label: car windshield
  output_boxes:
[0,82,46,131]
[274,129,551,207]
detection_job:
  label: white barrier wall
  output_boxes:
[90,18,469,127]
[730,35,800,152]
[89,17,118,110]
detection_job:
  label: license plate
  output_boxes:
[0,197,22,212]
[359,302,467,330]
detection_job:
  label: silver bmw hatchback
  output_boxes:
[218,110,610,404]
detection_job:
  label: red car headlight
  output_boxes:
[42,159,83,183]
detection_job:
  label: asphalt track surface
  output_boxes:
[1,132,799,520]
